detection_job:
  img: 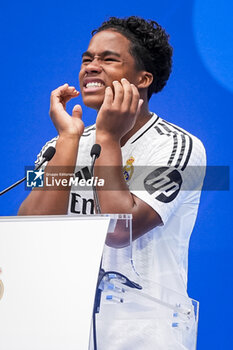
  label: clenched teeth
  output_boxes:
[86,82,104,88]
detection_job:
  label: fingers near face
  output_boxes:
[111,78,139,115]
[60,85,79,98]
[112,80,124,106]
[129,83,140,115]
[51,84,79,105]
[103,86,114,107]
[120,78,133,110]
[51,84,79,97]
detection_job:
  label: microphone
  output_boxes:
[35,146,56,170]
[90,144,101,159]
[90,144,101,214]
[0,146,56,196]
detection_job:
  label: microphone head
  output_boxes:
[90,144,101,159]
[42,146,56,161]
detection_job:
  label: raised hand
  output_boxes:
[96,78,143,141]
[18,84,85,216]
[49,83,84,138]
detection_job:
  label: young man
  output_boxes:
[18,16,206,348]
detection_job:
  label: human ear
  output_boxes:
[137,71,153,89]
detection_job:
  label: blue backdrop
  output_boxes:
[0,1,232,348]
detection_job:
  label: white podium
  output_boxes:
[0,215,123,350]
[0,215,199,350]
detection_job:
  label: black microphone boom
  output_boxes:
[0,146,56,196]
[90,144,101,214]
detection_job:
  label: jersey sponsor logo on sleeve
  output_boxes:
[144,167,182,203]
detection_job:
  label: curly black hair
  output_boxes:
[92,16,173,100]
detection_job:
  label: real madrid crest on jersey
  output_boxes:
[123,156,135,181]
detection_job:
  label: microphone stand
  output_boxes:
[89,144,103,350]
[0,147,56,196]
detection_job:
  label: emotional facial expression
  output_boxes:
[79,30,141,110]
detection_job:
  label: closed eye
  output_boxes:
[82,58,92,63]
[104,58,117,61]
[81,57,120,64]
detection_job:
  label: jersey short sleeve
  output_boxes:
[127,118,206,225]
